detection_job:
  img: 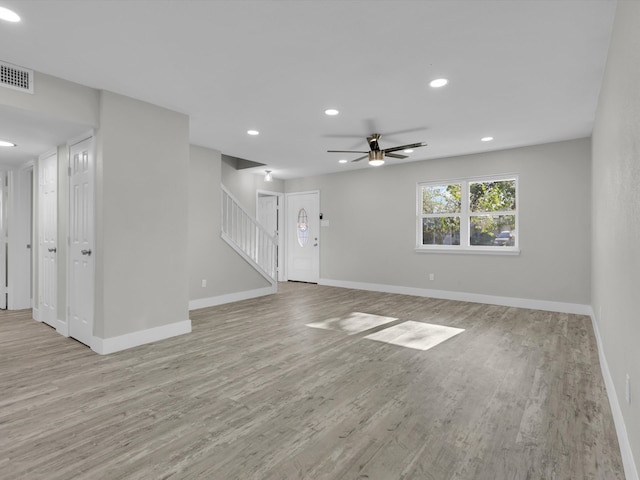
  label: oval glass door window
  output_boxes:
[297,208,309,247]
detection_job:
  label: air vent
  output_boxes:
[0,60,34,94]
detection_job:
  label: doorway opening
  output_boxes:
[257,190,284,282]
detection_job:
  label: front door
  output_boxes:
[39,152,57,326]
[68,136,94,347]
[286,192,319,283]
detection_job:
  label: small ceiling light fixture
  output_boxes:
[403,149,414,153]
[429,78,448,88]
[0,140,17,147]
[0,6,20,22]
[368,151,385,167]
[264,170,273,182]
[338,159,348,164]
[247,129,259,136]
[481,136,494,142]
[324,108,339,116]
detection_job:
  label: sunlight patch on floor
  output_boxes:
[306,312,398,335]
[364,321,465,351]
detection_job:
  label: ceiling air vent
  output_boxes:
[0,60,34,94]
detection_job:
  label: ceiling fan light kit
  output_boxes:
[368,150,385,166]
[328,133,427,167]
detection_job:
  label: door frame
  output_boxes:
[256,189,284,281]
[285,190,320,283]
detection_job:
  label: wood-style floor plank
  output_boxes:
[0,282,625,479]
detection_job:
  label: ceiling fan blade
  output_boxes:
[381,127,428,138]
[327,150,369,154]
[385,152,408,159]
[382,142,427,154]
[351,155,368,162]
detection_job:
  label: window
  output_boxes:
[297,208,309,247]
[417,176,518,252]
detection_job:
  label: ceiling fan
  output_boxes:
[328,133,427,166]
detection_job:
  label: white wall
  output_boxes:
[221,159,284,217]
[0,71,99,318]
[592,1,640,477]
[95,90,190,338]
[285,138,591,308]
[189,145,271,305]
[0,71,98,126]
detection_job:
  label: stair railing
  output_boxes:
[221,185,277,285]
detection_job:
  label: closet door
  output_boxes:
[39,152,57,326]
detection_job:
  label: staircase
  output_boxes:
[221,185,278,288]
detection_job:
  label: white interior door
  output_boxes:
[0,171,6,309]
[258,193,282,281]
[257,195,278,237]
[286,191,319,283]
[68,136,94,346]
[38,152,57,326]
[8,164,35,310]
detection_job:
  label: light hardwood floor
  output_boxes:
[1,282,625,479]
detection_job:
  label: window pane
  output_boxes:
[297,208,308,247]
[469,215,516,246]
[422,184,461,214]
[469,180,516,213]
[422,217,460,245]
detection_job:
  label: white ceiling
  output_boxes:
[0,0,617,178]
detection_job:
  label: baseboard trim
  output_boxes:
[318,278,592,315]
[590,312,639,480]
[189,285,276,310]
[92,320,192,355]
[32,307,40,322]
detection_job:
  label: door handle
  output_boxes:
[313,243,318,247]
[81,249,92,256]
[48,247,57,253]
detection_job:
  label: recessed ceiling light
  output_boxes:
[0,6,20,22]
[325,109,339,116]
[338,159,348,164]
[0,140,17,147]
[247,130,259,136]
[403,149,414,153]
[481,136,494,142]
[429,78,448,88]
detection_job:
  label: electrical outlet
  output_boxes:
[626,374,631,404]
[429,273,435,281]
[201,279,207,288]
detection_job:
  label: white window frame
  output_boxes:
[416,174,519,255]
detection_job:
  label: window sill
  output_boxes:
[415,247,521,256]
